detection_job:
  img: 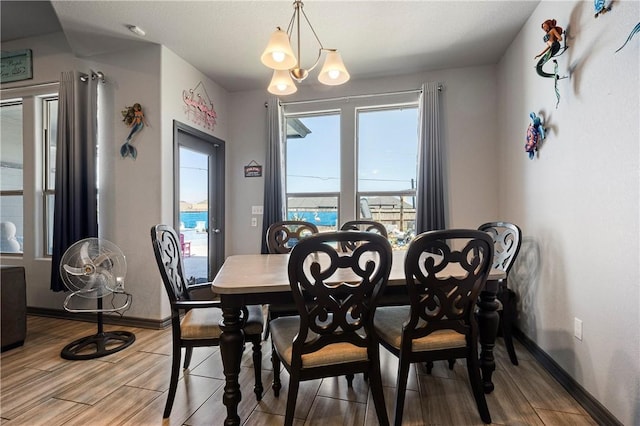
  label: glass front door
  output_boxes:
[174,122,225,283]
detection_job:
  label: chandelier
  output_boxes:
[261,0,350,95]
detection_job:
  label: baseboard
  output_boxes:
[514,329,622,426]
[27,307,170,330]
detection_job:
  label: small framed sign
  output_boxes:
[1,49,33,83]
[244,160,262,178]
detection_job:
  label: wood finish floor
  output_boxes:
[1,315,597,425]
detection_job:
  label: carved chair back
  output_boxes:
[287,231,392,358]
[266,220,319,254]
[339,220,388,252]
[403,229,493,341]
[478,222,522,275]
[150,224,192,307]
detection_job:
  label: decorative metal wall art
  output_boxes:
[120,103,148,159]
[616,22,640,52]
[594,0,612,18]
[183,81,217,131]
[534,19,569,108]
[525,112,546,160]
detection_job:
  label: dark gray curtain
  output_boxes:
[50,71,99,291]
[415,82,446,233]
[260,97,285,254]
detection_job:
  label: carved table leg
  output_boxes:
[477,279,500,394]
[220,303,245,426]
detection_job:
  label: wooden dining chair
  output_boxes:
[339,220,388,251]
[266,220,319,254]
[150,224,264,418]
[263,220,319,340]
[374,229,494,425]
[340,219,388,236]
[479,221,522,365]
[270,231,392,426]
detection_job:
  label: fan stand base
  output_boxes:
[60,331,135,360]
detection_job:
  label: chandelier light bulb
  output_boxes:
[268,70,298,95]
[261,28,297,70]
[272,51,286,63]
[317,50,350,86]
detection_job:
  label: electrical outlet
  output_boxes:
[251,205,264,215]
[574,318,583,341]
[251,217,257,227]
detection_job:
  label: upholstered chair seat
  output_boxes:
[181,305,263,339]
[271,316,369,368]
[374,306,467,351]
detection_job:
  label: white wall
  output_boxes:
[227,65,501,254]
[0,35,229,323]
[497,1,639,424]
[90,45,164,320]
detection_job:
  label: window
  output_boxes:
[0,101,24,254]
[283,92,419,248]
[43,97,58,255]
[0,89,58,256]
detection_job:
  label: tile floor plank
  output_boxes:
[0,316,599,426]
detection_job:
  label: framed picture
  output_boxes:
[1,49,33,83]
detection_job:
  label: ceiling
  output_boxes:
[1,1,540,93]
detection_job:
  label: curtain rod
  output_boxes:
[1,70,106,93]
[279,85,442,107]
[80,71,106,83]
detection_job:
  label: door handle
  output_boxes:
[212,228,221,234]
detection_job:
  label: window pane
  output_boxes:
[357,107,418,192]
[45,98,58,191]
[287,195,338,232]
[45,193,55,255]
[0,102,23,191]
[179,146,209,283]
[360,194,415,248]
[0,195,24,253]
[286,114,340,193]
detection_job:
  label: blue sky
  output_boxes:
[286,107,419,193]
[180,147,208,204]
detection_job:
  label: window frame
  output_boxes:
[0,83,59,258]
[282,92,420,233]
[0,99,25,255]
[42,96,58,256]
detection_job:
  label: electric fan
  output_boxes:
[59,238,135,360]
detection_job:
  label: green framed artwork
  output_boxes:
[1,49,33,83]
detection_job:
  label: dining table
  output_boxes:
[211,249,506,426]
